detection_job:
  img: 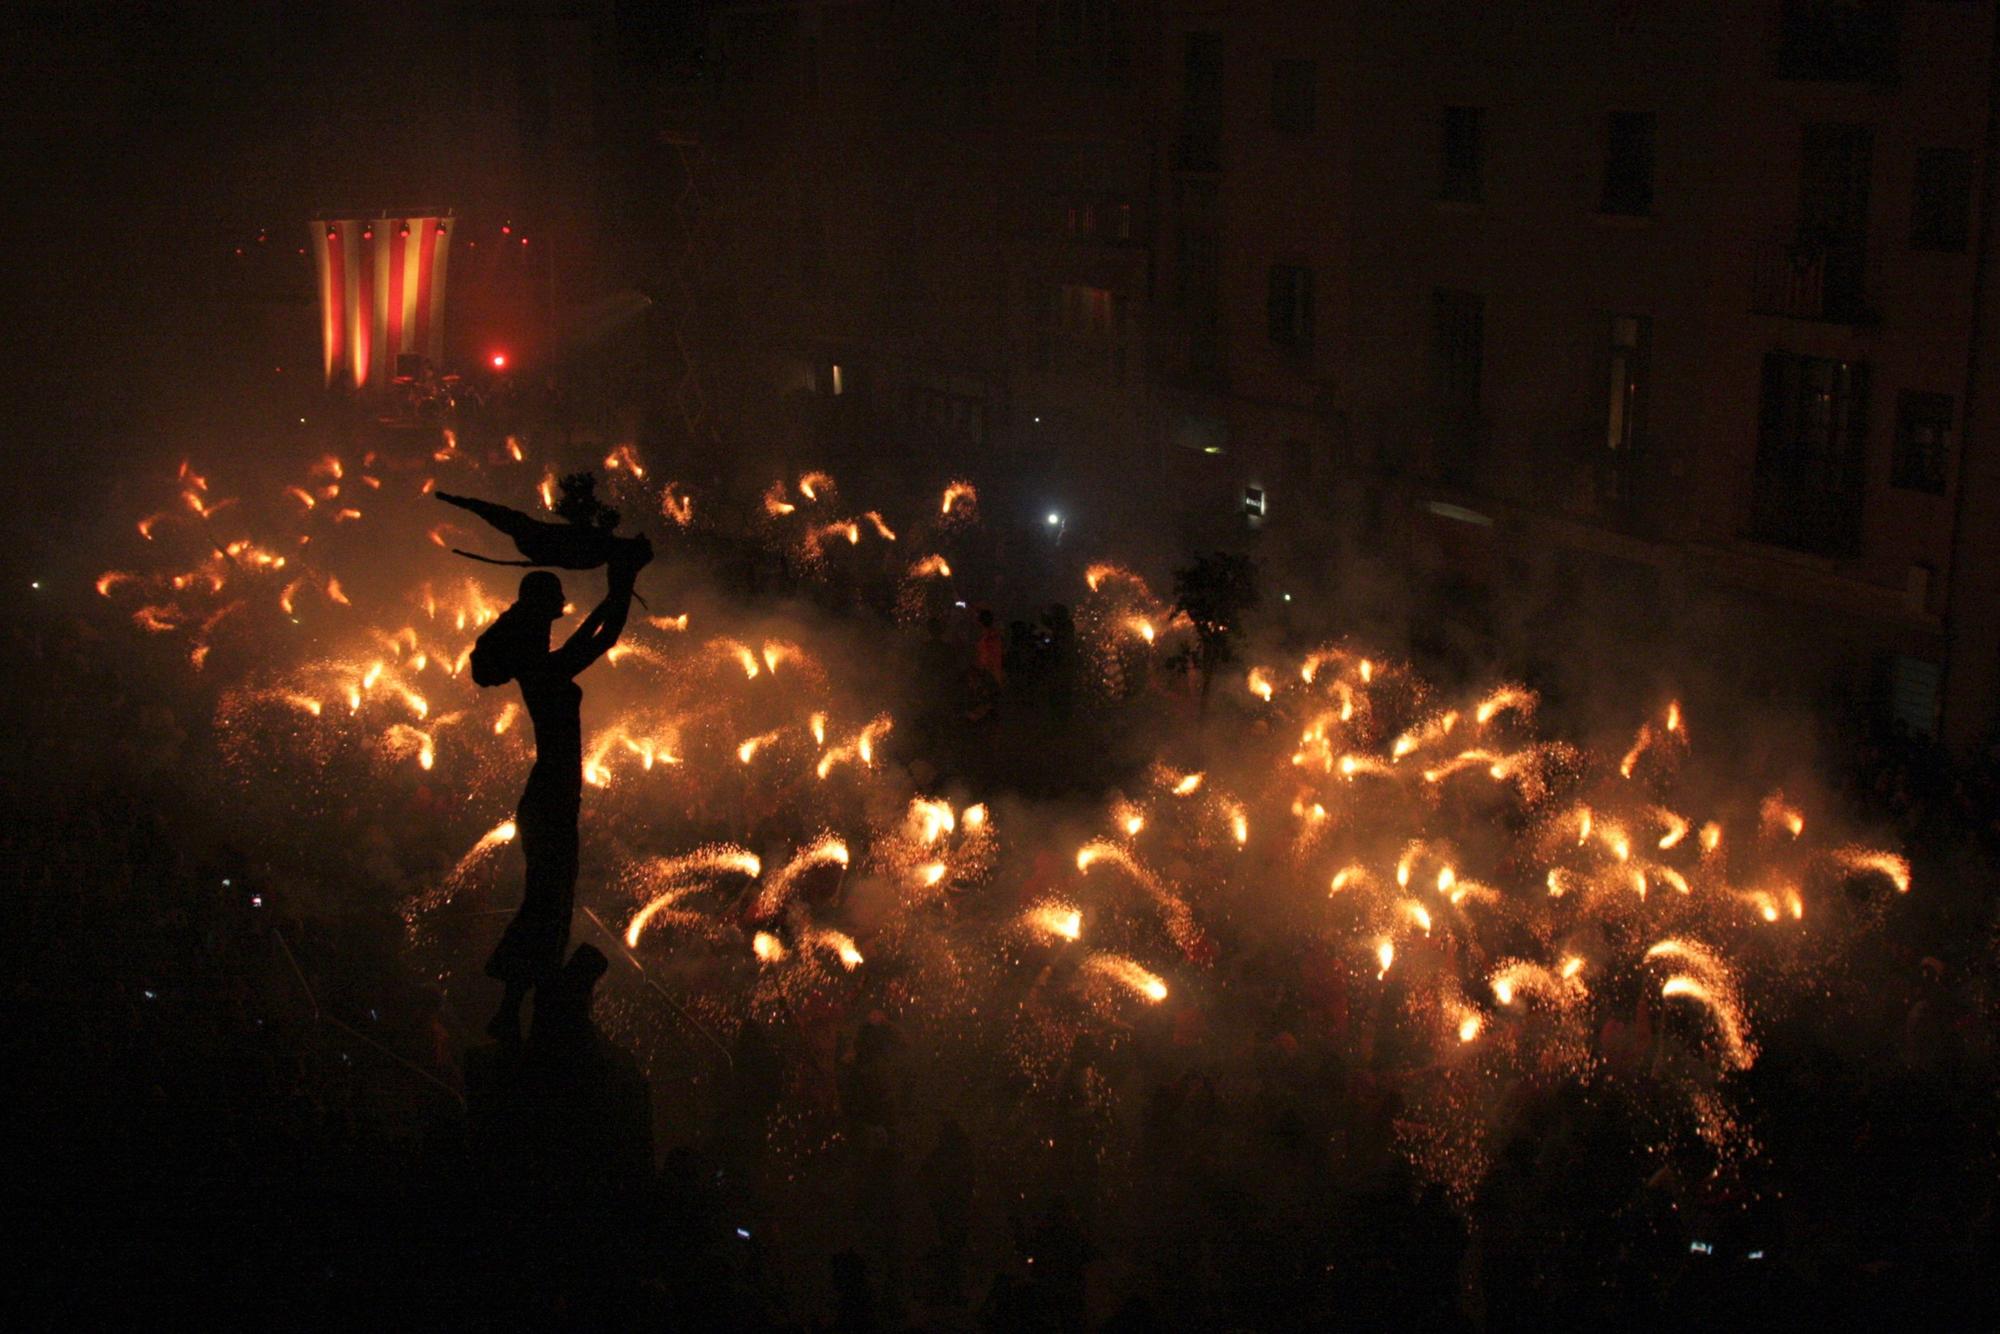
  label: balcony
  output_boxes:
[1752,236,1875,325]
[1774,0,1899,82]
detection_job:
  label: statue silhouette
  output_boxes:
[462,500,652,1044]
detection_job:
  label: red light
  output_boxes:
[501,224,512,235]
[398,223,410,238]
[326,228,338,240]
[491,354,508,369]
[435,222,448,235]
[362,227,374,240]
[520,236,529,246]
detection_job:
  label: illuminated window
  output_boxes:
[1597,314,1650,512]
[831,363,844,396]
[1605,315,1648,456]
[1243,485,1267,517]
[1056,284,1115,336]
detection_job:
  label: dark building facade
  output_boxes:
[685,0,2000,747]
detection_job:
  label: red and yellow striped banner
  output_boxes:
[312,215,455,389]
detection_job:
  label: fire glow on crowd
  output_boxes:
[95,426,1912,1200]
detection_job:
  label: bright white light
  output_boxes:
[1046,513,1061,525]
[1033,416,1041,423]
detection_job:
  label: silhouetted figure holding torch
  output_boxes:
[438,471,642,571]
[464,497,653,1044]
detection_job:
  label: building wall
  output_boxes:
[687,0,2000,743]
[1149,0,1997,739]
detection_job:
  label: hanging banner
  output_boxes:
[312,214,455,389]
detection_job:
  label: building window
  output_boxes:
[1440,106,1485,202]
[1762,123,1874,322]
[1801,123,1873,244]
[1601,112,1655,216]
[1753,351,1869,557]
[1429,290,1485,479]
[1179,33,1224,170]
[1600,314,1648,454]
[1055,283,1115,336]
[1910,148,1972,252]
[1272,59,1316,133]
[1175,179,1222,373]
[1267,264,1314,355]
[1886,654,1941,737]
[1036,0,1132,85]
[1892,391,1952,494]
[1060,195,1134,241]
[797,201,825,288]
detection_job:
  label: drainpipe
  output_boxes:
[1940,12,2000,751]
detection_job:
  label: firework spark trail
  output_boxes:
[1831,846,1909,893]
[1075,840,1204,960]
[940,481,976,517]
[751,835,851,921]
[1645,938,1756,1068]
[1081,953,1168,1003]
[625,845,763,947]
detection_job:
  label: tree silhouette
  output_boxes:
[1169,551,1260,711]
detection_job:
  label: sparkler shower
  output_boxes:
[92,425,1923,1214]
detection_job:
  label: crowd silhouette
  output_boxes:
[6,470,1998,1328]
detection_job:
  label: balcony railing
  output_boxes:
[1752,236,1875,324]
[1749,474,1864,558]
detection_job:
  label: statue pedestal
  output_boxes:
[464,1033,653,1196]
